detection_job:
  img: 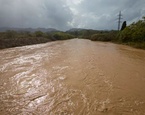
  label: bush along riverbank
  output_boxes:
[0,31,74,49]
[72,16,145,50]
[99,17,145,49]
[0,16,145,50]
[117,17,145,49]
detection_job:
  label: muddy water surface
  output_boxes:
[0,39,145,115]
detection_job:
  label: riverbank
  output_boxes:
[1,36,145,50]
[118,42,145,50]
[0,30,145,50]
[69,16,145,50]
[88,32,145,50]
[0,31,74,49]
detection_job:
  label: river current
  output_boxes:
[0,39,145,115]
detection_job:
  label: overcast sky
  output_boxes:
[0,0,145,31]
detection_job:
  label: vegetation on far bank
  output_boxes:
[0,16,145,49]
[117,17,145,49]
[67,16,145,49]
[0,31,74,49]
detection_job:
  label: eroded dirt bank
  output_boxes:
[0,39,145,115]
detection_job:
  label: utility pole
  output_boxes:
[118,11,123,31]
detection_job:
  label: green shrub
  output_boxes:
[34,31,44,37]
[119,17,145,42]
[53,32,74,40]
[91,33,111,41]
[126,42,145,49]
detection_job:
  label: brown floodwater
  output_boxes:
[0,39,145,115]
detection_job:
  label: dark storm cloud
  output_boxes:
[0,0,145,30]
[42,1,73,30]
[0,0,73,30]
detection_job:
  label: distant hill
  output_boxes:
[0,27,60,33]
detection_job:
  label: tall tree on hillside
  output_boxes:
[121,21,127,31]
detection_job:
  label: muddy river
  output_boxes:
[0,39,145,115]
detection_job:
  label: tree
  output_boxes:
[121,21,127,31]
[119,17,145,42]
